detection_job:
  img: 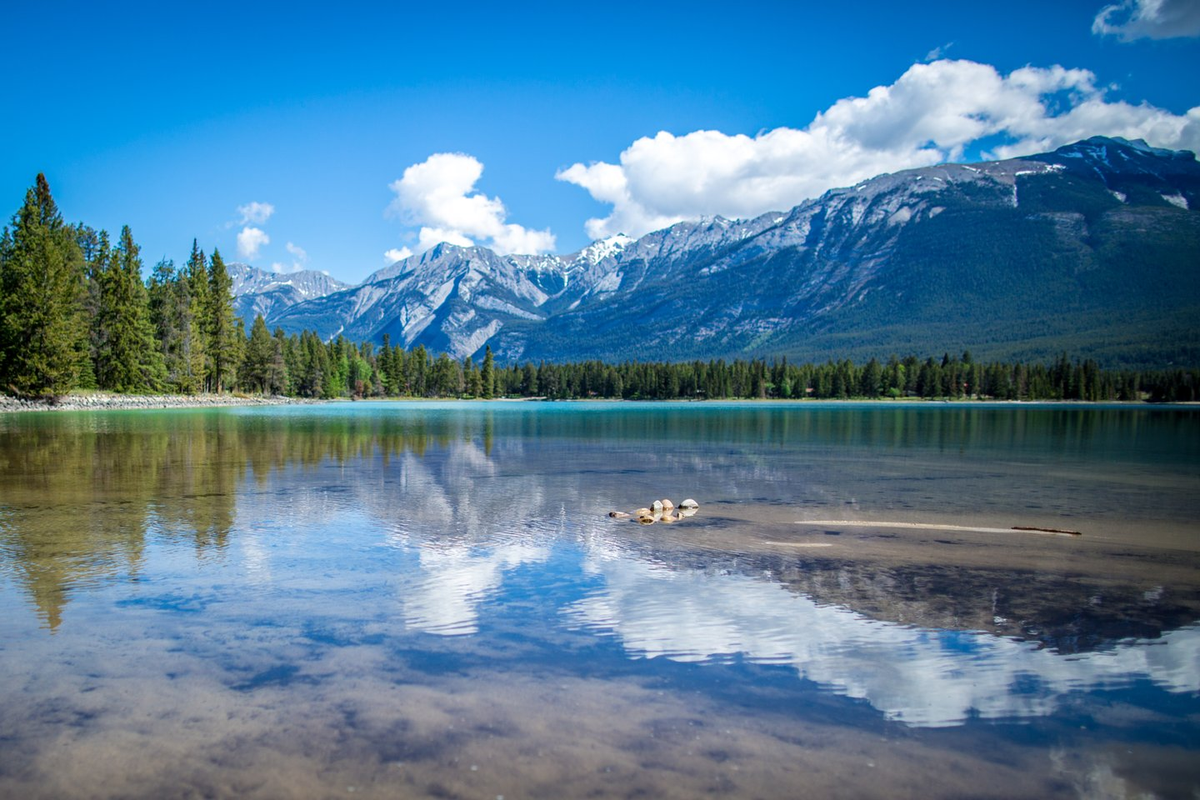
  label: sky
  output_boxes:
[2,0,1198,284]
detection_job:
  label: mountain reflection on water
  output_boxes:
[568,550,1200,727]
[2,402,1198,737]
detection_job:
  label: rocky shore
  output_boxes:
[0,393,318,413]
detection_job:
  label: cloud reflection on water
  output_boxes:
[3,404,1199,734]
[567,548,1200,727]
[402,541,550,635]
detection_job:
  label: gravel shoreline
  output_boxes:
[0,393,319,413]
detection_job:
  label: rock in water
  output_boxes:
[661,499,674,511]
[609,511,631,519]
[651,500,664,515]
[679,499,699,510]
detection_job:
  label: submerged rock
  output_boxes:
[608,511,631,519]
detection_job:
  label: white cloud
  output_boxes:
[384,247,414,263]
[923,42,953,62]
[417,226,474,251]
[387,152,556,255]
[237,226,270,260]
[237,201,275,226]
[285,241,307,262]
[267,241,308,273]
[1093,0,1200,40]
[557,59,1200,240]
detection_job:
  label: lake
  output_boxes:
[1,401,1198,799]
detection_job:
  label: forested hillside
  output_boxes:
[1,175,1196,403]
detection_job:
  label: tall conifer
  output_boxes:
[0,175,88,394]
[148,258,184,389]
[481,345,495,399]
[207,248,238,392]
[182,241,209,393]
[95,226,165,392]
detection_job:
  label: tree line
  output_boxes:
[1,175,1196,403]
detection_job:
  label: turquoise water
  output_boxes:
[1,402,1198,798]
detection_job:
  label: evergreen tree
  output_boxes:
[463,355,481,397]
[148,257,185,388]
[74,225,105,390]
[0,175,89,394]
[242,314,275,393]
[481,345,495,399]
[521,361,538,397]
[182,241,209,393]
[94,226,165,392]
[267,327,289,395]
[860,358,882,397]
[206,248,238,392]
[80,227,112,388]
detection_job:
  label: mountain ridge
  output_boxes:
[240,137,1200,369]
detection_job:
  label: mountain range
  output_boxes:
[232,137,1200,368]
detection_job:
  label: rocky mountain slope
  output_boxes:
[247,138,1200,368]
[228,263,349,325]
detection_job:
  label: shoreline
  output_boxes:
[2,393,1192,414]
[0,393,319,413]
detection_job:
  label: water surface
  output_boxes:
[1,402,1198,798]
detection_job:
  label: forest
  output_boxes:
[2,175,1197,404]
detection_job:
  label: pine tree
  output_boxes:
[206,248,238,392]
[95,226,165,392]
[481,345,495,399]
[148,258,184,389]
[0,175,89,394]
[74,225,105,390]
[860,358,882,397]
[78,226,109,388]
[267,328,288,395]
[463,355,481,397]
[242,313,274,393]
[182,241,209,394]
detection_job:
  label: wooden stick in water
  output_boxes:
[795,520,1082,537]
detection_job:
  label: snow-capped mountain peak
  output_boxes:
[573,234,634,266]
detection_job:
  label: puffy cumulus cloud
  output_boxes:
[387,153,555,255]
[1093,0,1200,40]
[384,246,413,263]
[237,226,270,260]
[237,201,275,226]
[557,59,1200,239]
[417,226,474,251]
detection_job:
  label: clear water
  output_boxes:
[1,401,1198,798]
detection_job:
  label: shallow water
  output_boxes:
[1,401,1198,798]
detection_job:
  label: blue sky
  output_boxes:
[2,0,1197,284]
